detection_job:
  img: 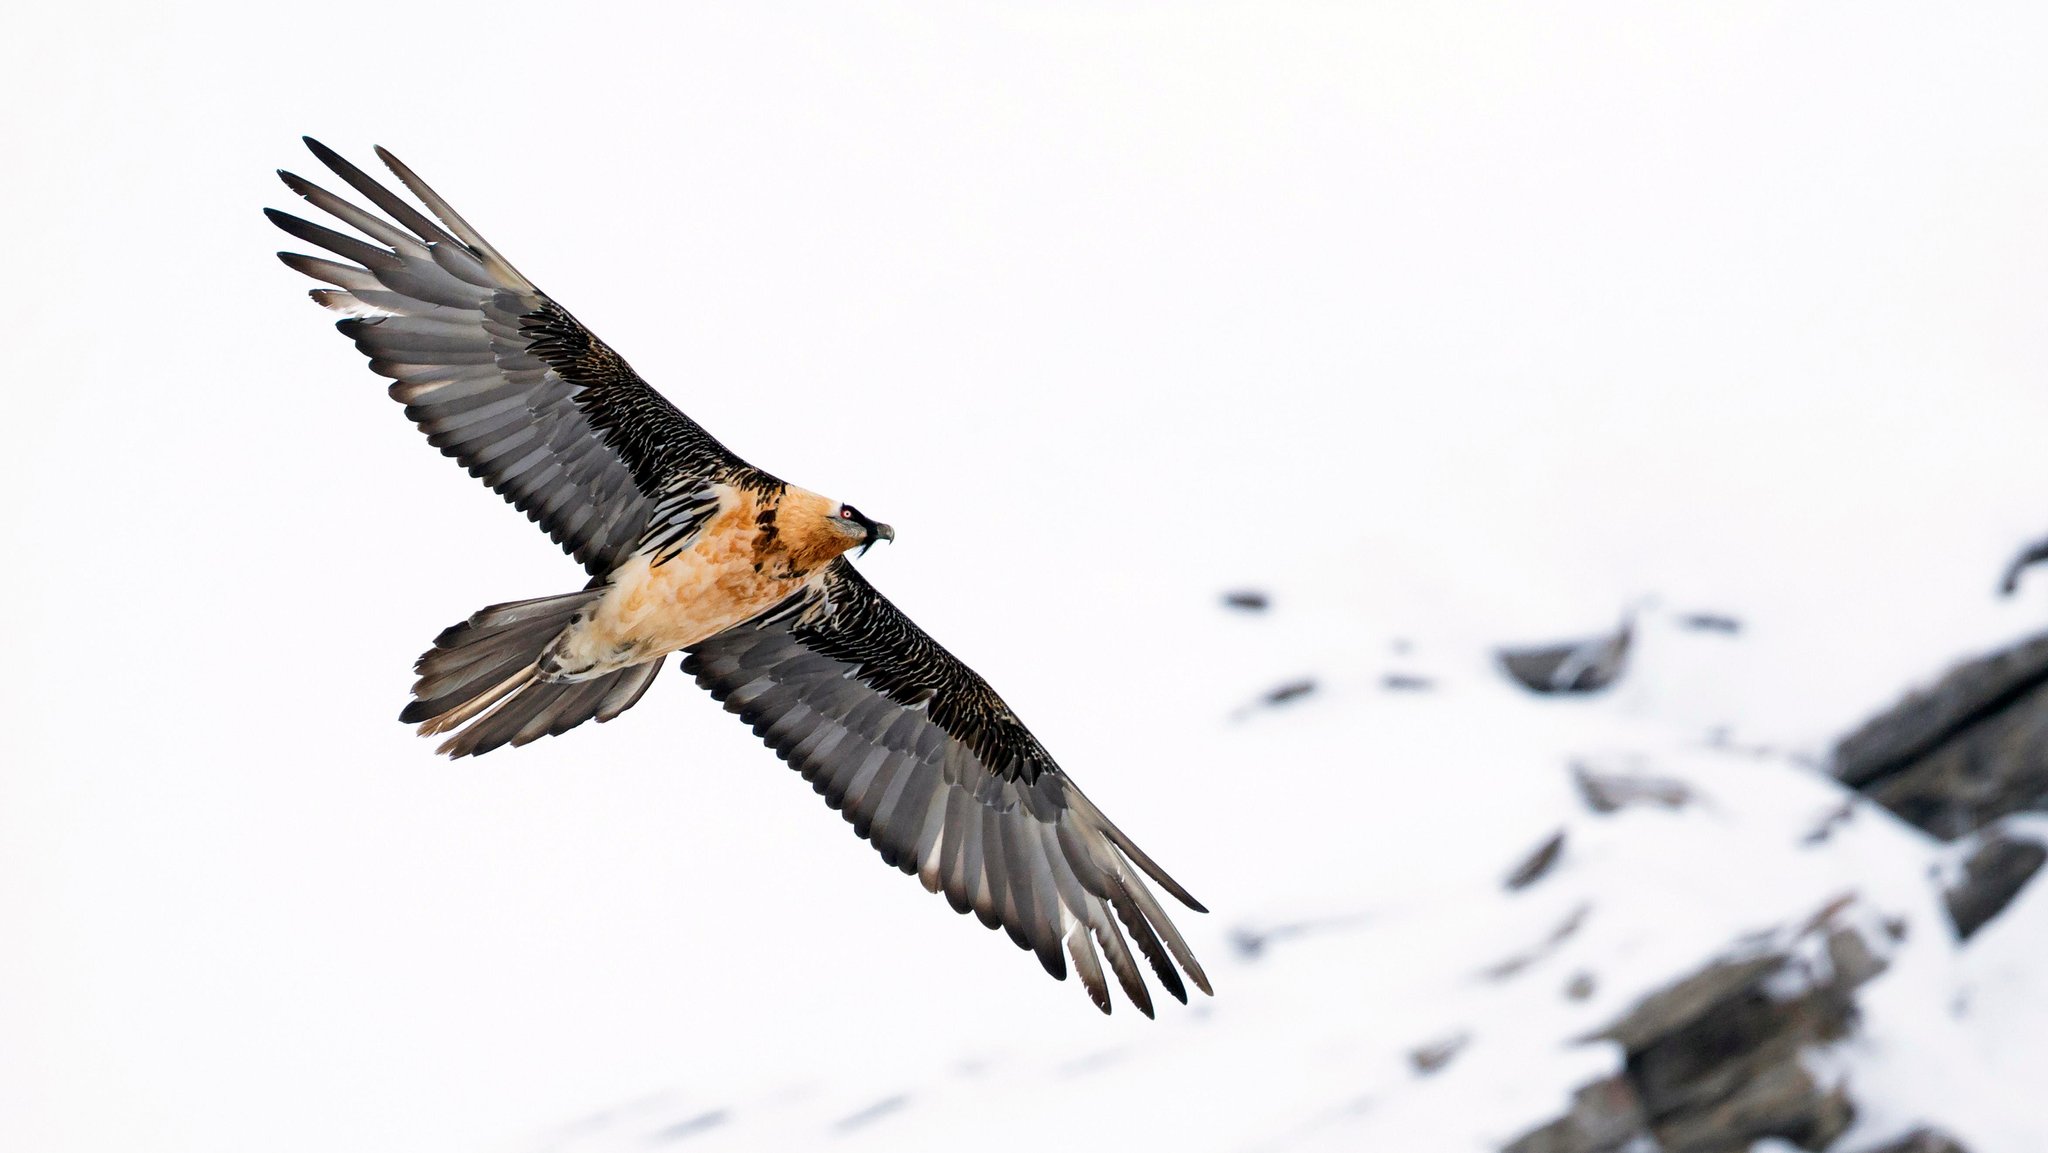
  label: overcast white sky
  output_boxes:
[5,4,2047,1152]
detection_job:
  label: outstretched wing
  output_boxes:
[268,138,753,577]
[682,561,1210,1015]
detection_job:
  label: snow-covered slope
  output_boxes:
[518,572,2048,1153]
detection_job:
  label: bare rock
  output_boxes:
[1944,825,2047,941]
[1574,762,1695,816]
[1522,897,1891,1153]
[1230,677,1318,721]
[1653,1066,1851,1153]
[1587,953,1787,1052]
[1502,1075,1650,1153]
[2000,535,2048,596]
[1832,632,2048,839]
[1825,924,1888,988]
[1677,612,1743,635]
[1499,618,1634,695]
[1481,903,1592,981]
[1506,830,1569,891]
[1410,1031,1471,1075]
[1862,1129,1970,1153]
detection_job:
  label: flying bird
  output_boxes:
[268,138,1208,1015]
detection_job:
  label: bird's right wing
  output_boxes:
[683,560,1210,1016]
[268,138,753,577]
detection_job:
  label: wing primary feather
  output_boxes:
[934,786,975,914]
[867,755,930,858]
[374,145,531,288]
[954,789,996,928]
[1092,896,1154,1018]
[429,237,499,290]
[1067,925,1110,1014]
[984,808,1034,954]
[1109,859,1212,997]
[860,757,917,856]
[302,136,465,250]
[278,170,425,254]
[277,251,379,292]
[1004,807,1068,980]
[955,800,995,928]
[908,786,951,892]
[828,746,891,813]
[265,209,395,270]
[1054,816,1120,900]
[1107,874,1189,1005]
[1072,791,1207,913]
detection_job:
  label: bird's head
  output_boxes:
[831,502,895,557]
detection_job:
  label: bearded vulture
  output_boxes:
[267,139,1208,1015]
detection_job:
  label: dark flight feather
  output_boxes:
[270,138,752,576]
[683,560,1207,1014]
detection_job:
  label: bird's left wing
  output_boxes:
[682,561,1209,1016]
[268,139,750,577]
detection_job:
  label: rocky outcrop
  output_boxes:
[1862,1129,1970,1153]
[1944,824,2048,941]
[1573,762,1695,815]
[1502,897,1888,1153]
[1498,619,1634,695]
[2000,536,2048,596]
[1832,632,2048,840]
[1502,1075,1648,1153]
[1834,632,2048,941]
[1505,830,1568,891]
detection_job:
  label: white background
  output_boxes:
[5,4,2047,1151]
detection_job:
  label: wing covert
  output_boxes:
[269,138,754,576]
[681,561,1210,1015]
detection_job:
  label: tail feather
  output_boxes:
[417,664,537,736]
[400,590,664,758]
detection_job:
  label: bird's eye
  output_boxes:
[839,505,855,520]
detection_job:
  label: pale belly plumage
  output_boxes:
[539,489,820,681]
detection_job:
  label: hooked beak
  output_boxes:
[858,523,895,557]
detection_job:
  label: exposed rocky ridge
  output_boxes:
[1505,897,1888,1153]
[1831,631,2048,948]
[1832,633,2048,839]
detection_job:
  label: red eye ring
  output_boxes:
[839,505,855,520]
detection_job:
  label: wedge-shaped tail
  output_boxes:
[402,590,664,757]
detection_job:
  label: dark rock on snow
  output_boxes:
[1944,824,2048,942]
[1999,535,2048,596]
[1229,677,1319,721]
[1505,830,1568,891]
[1832,631,2048,840]
[1573,762,1696,816]
[1410,1031,1472,1076]
[1501,1075,1648,1153]
[1506,896,1889,1153]
[1863,1129,1972,1153]
[1499,618,1635,695]
[1220,588,1270,612]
